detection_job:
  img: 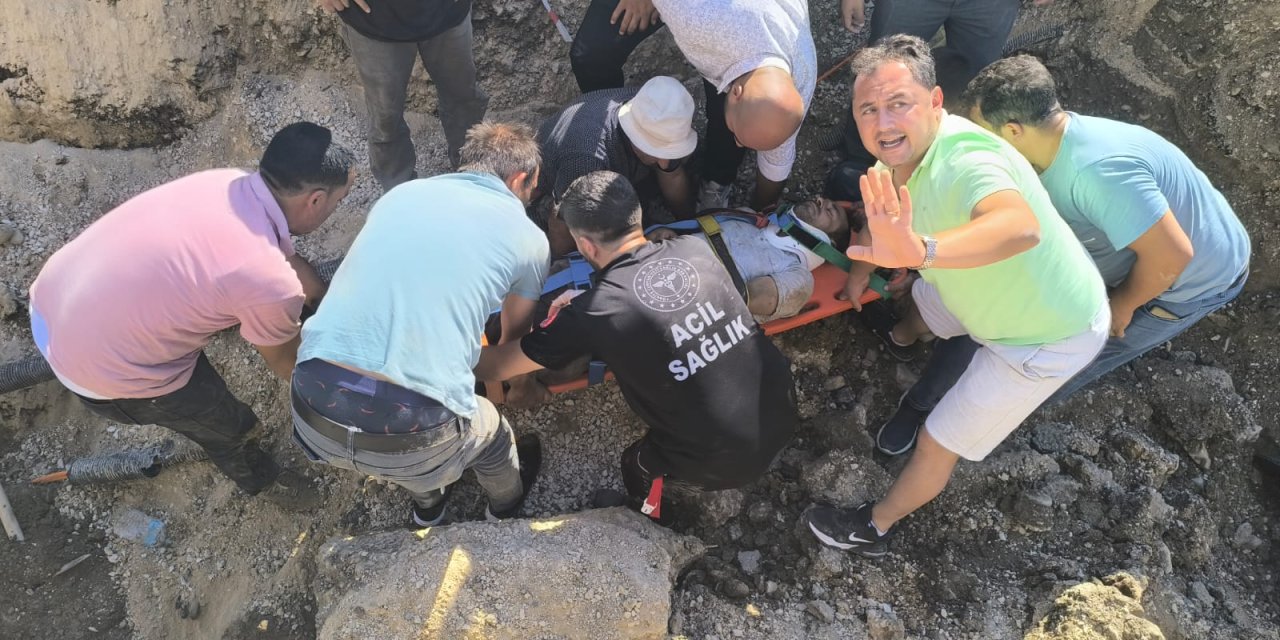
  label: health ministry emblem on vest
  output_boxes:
[634,258,700,312]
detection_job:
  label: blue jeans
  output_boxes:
[1051,272,1248,401]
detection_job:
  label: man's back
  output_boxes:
[299,172,549,418]
[536,87,641,202]
[31,169,303,398]
[1040,113,1251,303]
[652,0,815,96]
[522,236,795,488]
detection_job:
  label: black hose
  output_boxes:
[1003,24,1067,55]
[0,354,56,396]
[0,256,344,397]
[66,438,208,485]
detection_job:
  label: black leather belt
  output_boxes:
[290,387,458,453]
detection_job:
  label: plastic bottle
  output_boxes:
[112,508,167,547]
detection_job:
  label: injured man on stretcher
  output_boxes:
[647,198,857,323]
[487,196,863,407]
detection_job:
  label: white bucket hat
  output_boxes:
[618,76,698,160]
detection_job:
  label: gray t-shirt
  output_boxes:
[653,0,816,181]
[704,219,813,322]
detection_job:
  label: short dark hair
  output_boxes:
[259,122,354,194]
[559,171,641,244]
[963,55,1062,126]
[851,34,936,90]
[459,121,541,186]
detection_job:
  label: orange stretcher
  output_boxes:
[528,263,884,396]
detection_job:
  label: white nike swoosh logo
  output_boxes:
[847,533,875,544]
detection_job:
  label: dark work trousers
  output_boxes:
[619,436,696,525]
[701,81,748,186]
[869,0,1020,74]
[902,336,982,412]
[342,15,489,191]
[569,0,745,185]
[620,437,666,501]
[76,353,279,494]
[569,0,665,93]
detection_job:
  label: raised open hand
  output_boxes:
[844,167,927,268]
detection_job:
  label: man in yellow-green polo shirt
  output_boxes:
[807,35,1108,557]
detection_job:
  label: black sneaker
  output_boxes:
[486,433,543,521]
[410,485,454,528]
[877,392,928,456]
[259,469,323,512]
[856,300,917,362]
[805,501,895,557]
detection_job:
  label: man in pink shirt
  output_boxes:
[29,122,355,510]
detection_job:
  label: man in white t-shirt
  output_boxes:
[567,0,816,211]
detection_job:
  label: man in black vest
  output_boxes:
[476,170,797,518]
[316,0,488,190]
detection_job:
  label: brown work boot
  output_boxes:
[258,469,323,512]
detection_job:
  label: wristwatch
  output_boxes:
[915,235,937,270]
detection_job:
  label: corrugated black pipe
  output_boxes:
[0,257,343,397]
[0,354,56,396]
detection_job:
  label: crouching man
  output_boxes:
[964,55,1251,400]
[477,170,797,519]
[30,122,354,510]
[289,122,548,528]
[806,36,1109,556]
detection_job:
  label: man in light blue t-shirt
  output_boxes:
[289,122,551,528]
[966,55,1250,399]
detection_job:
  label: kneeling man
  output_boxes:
[964,55,1251,400]
[477,171,798,518]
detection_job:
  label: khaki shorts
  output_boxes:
[913,279,1108,461]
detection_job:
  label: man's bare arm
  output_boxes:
[847,169,1041,269]
[842,225,878,311]
[315,0,369,15]
[746,276,780,318]
[929,190,1042,268]
[752,170,786,211]
[1108,210,1194,336]
[498,294,539,344]
[255,334,301,381]
[474,341,546,382]
[656,165,695,218]
[287,253,328,308]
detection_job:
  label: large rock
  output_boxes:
[801,449,892,507]
[313,508,704,640]
[1026,573,1166,640]
[1137,362,1261,453]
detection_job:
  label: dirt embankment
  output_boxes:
[1,1,1277,639]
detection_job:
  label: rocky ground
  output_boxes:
[2,0,1278,639]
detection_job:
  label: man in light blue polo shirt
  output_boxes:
[289,122,550,527]
[966,55,1251,399]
